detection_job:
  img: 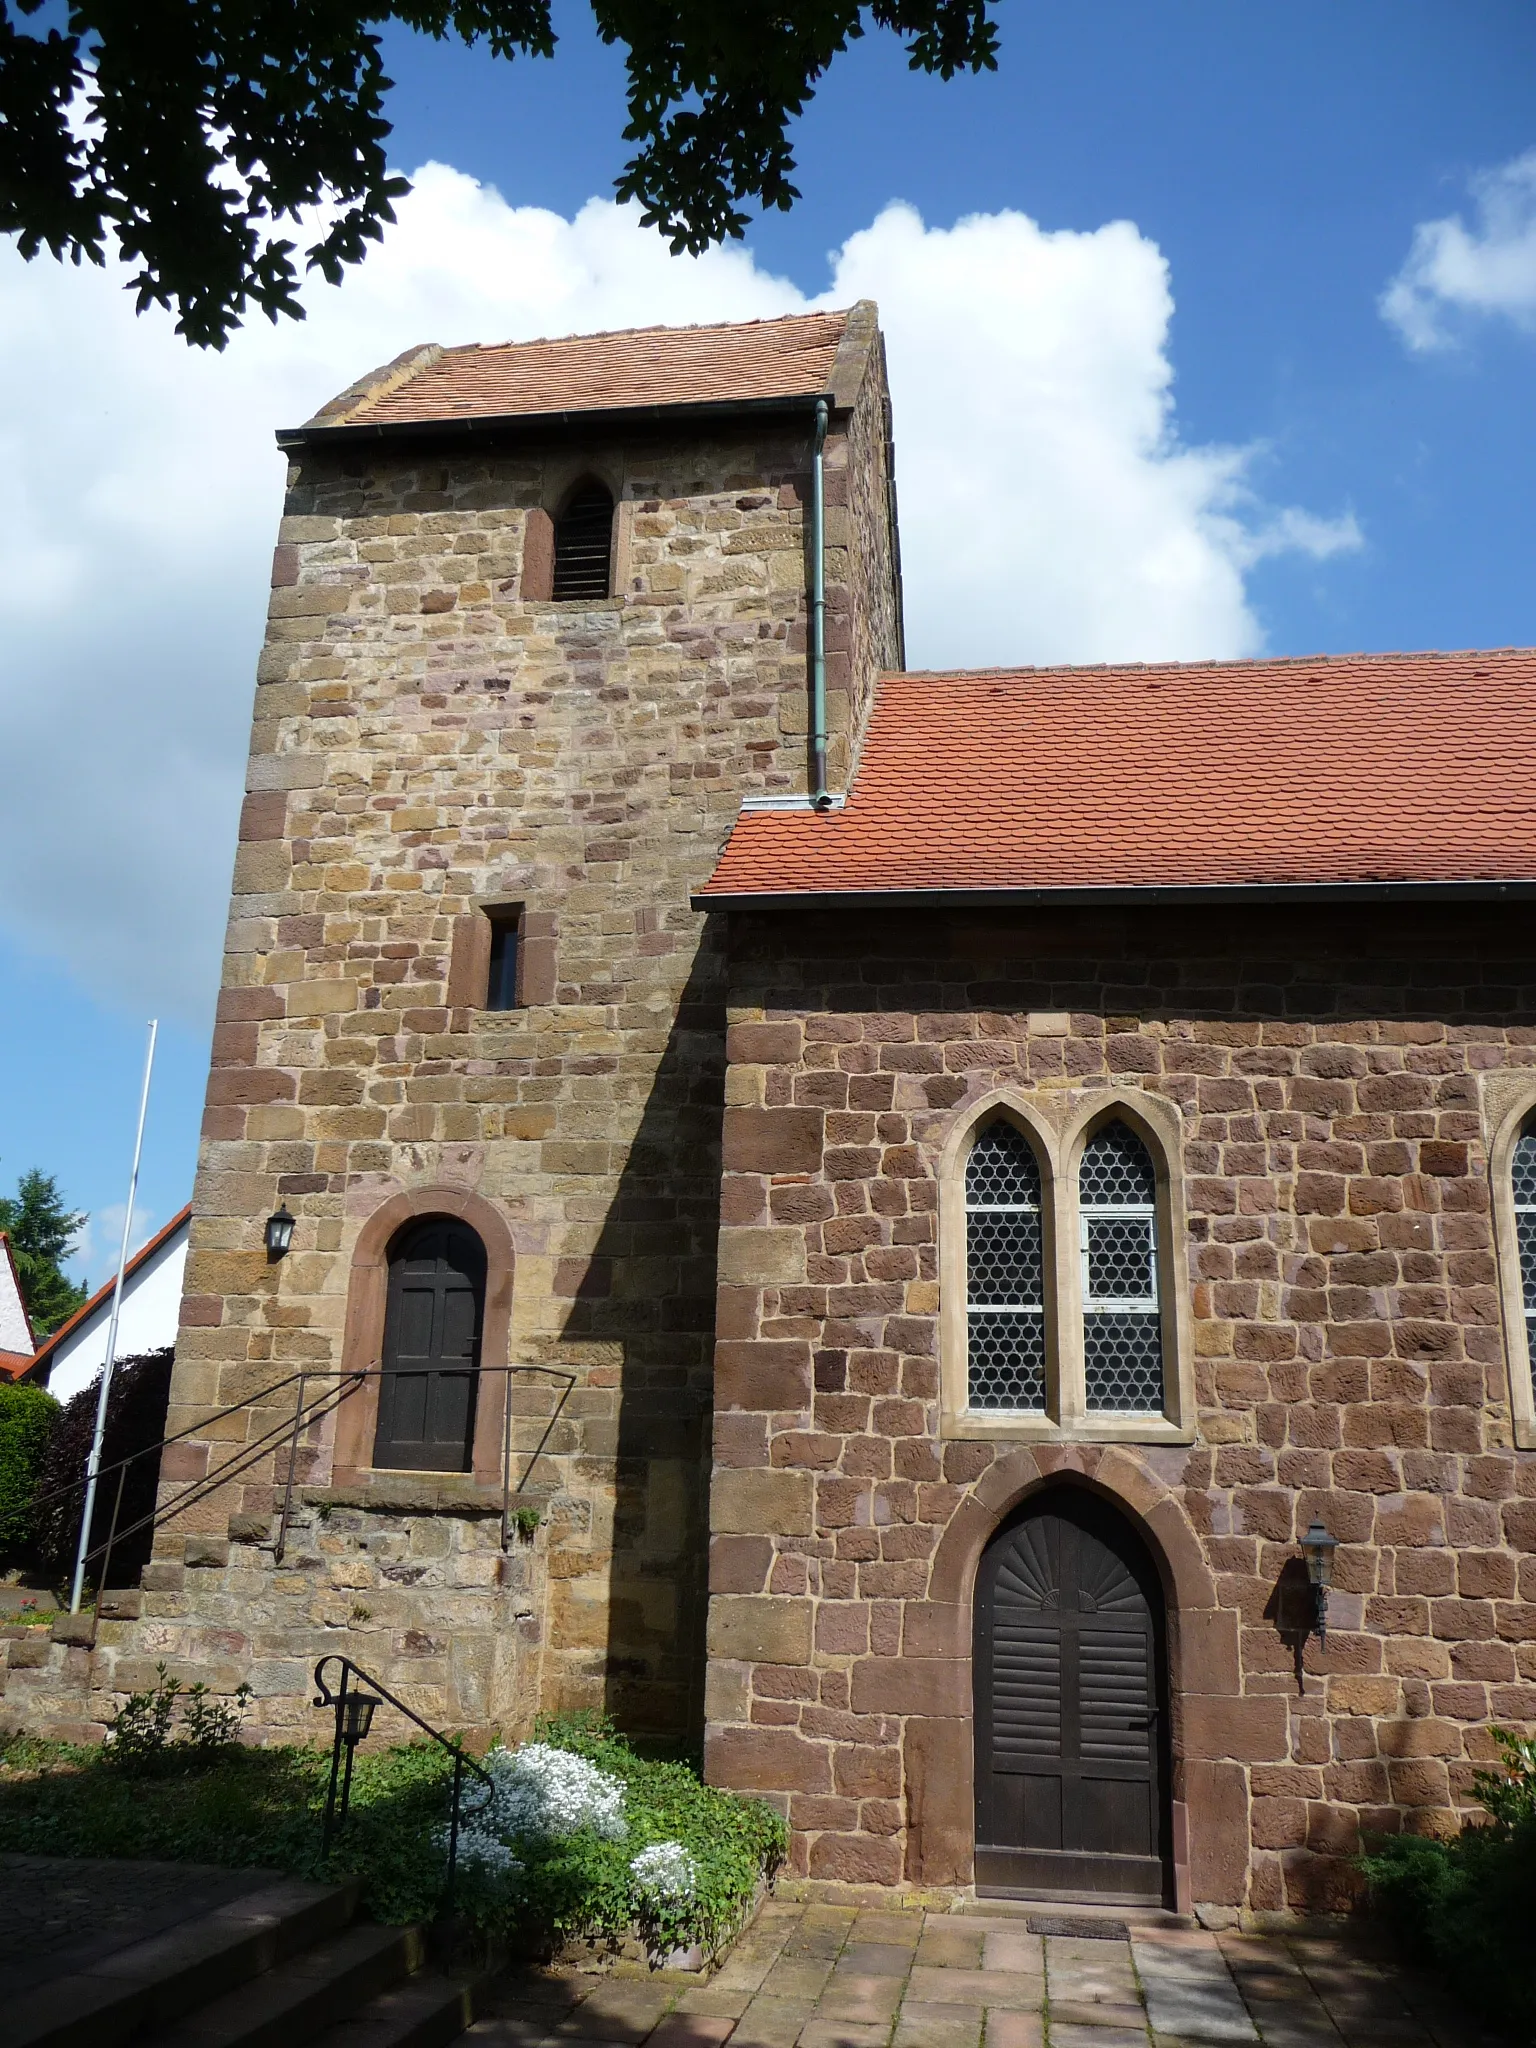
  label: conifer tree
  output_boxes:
[0,1169,88,1339]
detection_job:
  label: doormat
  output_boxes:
[1026,1915,1130,1941]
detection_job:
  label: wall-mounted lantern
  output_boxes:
[1299,1518,1338,1647]
[264,1205,296,1261]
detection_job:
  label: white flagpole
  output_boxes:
[70,1019,159,1614]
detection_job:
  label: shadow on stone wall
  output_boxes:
[555,943,727,1754]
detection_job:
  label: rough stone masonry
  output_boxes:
[4,304,1533,1929]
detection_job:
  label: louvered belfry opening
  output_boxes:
[973,1486,1170,1903]
[552,480,615,599]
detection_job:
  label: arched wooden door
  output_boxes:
[374,1218,485,1471]
[974,1488,1169,1903]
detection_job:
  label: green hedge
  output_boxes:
[0,1380,59,1556]
[1360,1731,1536,2043]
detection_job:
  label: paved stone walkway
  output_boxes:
[467,1902,1508,2048]
[0,1852,272,1998]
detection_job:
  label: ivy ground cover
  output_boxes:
[0,1708,785,1957]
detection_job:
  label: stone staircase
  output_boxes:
[10,1872,488,2048]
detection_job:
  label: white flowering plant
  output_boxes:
[444,1712,787,1954]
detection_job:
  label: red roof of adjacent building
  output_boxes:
[699,651,1536,901]
[306,310,854,432]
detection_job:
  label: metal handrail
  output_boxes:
[313,1654,496,1900]
[36,1362,576,1602]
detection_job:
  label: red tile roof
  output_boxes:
[701,650,1536,900]
[314,310,853,431]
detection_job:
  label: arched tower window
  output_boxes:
[374,1216,486,1471]
[1511,1121,1536,1373]
[552,480,615,600]
[1079,1122,1163,1413]
[965,1120,1047,1413]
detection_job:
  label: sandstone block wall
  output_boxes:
[53,364,902,1750]
[703,902,1536,1913]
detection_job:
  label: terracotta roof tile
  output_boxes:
[701,650,1536,898]
[328,310,852,429]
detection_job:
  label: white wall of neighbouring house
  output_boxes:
[45,1225,189,1405]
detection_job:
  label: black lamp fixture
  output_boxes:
[264,1204,296,1260]
[341,1689,380,1749]
[1299,1518,1338,1646]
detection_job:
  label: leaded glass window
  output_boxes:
[1079,1122,1163,1413]
[1513,1125,1536,1376]
[966,1120,1045,1412]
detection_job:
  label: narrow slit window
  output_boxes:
[966,1121,1046,1413]
[552,481,614,600]
[1512,1123,1536,1376]
[486,912,521,1011]
[1079,1122,1163,1414]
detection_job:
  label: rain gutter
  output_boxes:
[691,877,1536,913]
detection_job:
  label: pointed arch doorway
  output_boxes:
[973,1486,1171,1904]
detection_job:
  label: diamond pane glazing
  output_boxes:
[1086,1214,1154,1301]
[1084,1313,1163,1411]
[1080,1122,1156,1205]
[968,1310,1046,1410]
[1514,1130,1536,1205]
[1519,1212,1536,1311]
[967,1121,1043,1207]
[968,1209,1044,1304]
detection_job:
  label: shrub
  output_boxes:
[0,1380,59,1557]
[32,1347,173,1585]
[104,1664,254,1774]
[1361,1729,1536,2042]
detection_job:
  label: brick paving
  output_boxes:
[467,1903,1510,2048]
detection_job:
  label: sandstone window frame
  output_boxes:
[518,462,631,605]
[447,899,558,1012]
[1484,1074,1536,1450]
[939,1086,1195,1445]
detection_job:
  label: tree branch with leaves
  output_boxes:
[0,1,999,347]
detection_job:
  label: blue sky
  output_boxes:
[3,0,1535,1287]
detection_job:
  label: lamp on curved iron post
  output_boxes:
[1299,1518,1338,1647]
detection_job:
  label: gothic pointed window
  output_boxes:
[965,1120,1047,1412]
[1079,1122,1163,1413]
[1511,1122,1536,1376]
[552,480,615,599]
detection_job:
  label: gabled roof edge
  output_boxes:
[24,1204,193,1377]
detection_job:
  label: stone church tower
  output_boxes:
[135,306,901,1742]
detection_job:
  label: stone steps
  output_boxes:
[10,1868,486,2048]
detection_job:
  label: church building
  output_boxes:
[39,304,1536,1923]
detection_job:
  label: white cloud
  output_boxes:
[73,1200,156,1293]
[0,168,1356,1019]
[1382,149,1536,351]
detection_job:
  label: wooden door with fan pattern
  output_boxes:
[973,1490,1168,1902]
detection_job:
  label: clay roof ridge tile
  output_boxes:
[435,307,851,359]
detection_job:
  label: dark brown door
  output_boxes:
[374,1219,485,1471]
[974,1489,1168,1903]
